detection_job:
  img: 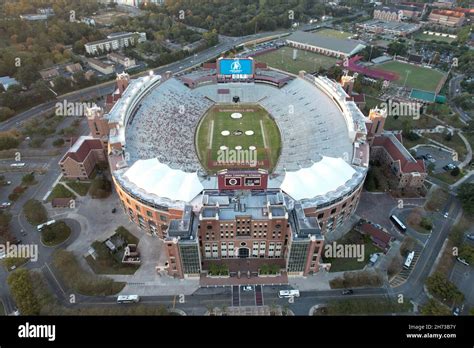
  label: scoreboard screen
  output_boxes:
[225,177,242,187]
[218,170,268,190]
[219,58,253,76]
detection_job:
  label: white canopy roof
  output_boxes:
[123,158,204,202]
[280,156,356,201]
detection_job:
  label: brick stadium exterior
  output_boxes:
[86,65,380,281]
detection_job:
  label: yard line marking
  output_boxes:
[260,119,267,148]
[209,119,214,149]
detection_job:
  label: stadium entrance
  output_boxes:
[238,247,250,258]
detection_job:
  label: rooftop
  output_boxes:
[286,31,366,55]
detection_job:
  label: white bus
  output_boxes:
[403,251,415,269]
[10,163,26,168]
[390,215,407,232]
[37,220,56,232]
[278,290,300,298]
[117,295,140,304]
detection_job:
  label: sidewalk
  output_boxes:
[289,270,344,291]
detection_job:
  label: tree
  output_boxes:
[426,272,464,305]
[90,175,112,199]
[7,269,41,315]
[0,136,20,150]
[23,199,48,225]
[459,244,474,264]
[451,167,460,177]
[21,173,35,185]
[52,138,65,147]
[458,183,474,216]
[387,41,407,56]
[420,299,451,315]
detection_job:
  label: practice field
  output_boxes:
[313,28,352,39]
[372,61,446,92]
[255,46,338,74]
[195,104,281,172]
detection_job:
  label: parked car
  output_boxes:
[466,234,474,241]
[0,202,11,209]
[443,163,456,171]
[443,212,449,218]
[342,289,354,295]
[452,307,460,316]
[242,285,253,291]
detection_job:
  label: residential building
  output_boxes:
[428,9,465,27]
[107,52,136,68]
[59,136,105,180]
[371,133,427,189]
[87,58,115,75]
[84,32,146,55]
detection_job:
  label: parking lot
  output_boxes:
[414,145,458,173]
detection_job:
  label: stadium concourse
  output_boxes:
[85,62,373,280]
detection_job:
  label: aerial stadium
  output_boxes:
[87,57,372,281]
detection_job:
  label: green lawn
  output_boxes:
[313,28,352,39]
[383,115,441,132]
[430,170,465,185]
[47,183,76,201]
[414,32,455,44]
[372,61,446,92]
[196,104,281,172]
[41,221,72,247]
[85,242,140,275]
[3,257,29,271]
[324,230,380,272]
[255,46,338,74]
[52,250,125,296]
[65,181,91,196]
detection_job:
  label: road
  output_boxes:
[448,73,471,123]
[393,195,463,309]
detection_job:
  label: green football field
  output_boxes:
[195,104,281,172]
[373,61,446,92]
[255,46,338,75]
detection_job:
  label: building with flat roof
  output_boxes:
[428,9,465,27]
[0,76,19,90]
[359,19,420,36]
[286,31,366,59]
[87,58,115,75]
[85,32,146,55]
[107,52,136,68]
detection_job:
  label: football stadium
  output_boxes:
[89,57,371,281]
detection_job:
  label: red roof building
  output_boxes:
[358,223,394,252]
[371,133,427,189]
[59,136,105,180]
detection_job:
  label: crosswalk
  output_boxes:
[231,285,265,307]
